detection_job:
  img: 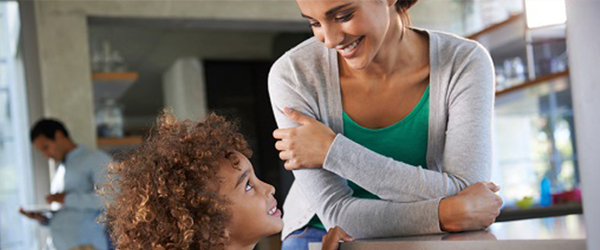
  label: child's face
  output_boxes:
[217,151,283,245]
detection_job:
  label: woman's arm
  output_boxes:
[268,57,442,237]
[275,44,495,203]
[268,52,500,237]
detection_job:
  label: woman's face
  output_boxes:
[217,152,282,246]
[297,0,397,70]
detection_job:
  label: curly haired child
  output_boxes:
[101,112,352,250]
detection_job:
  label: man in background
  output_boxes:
[19,119,110,250]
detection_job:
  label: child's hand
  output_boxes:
[321,226,354,250]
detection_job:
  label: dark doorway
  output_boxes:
[204,60,285,202]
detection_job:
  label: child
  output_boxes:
[101,112,353,249]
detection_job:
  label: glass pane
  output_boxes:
[0,63,8,88]
[0,90,10,138]
[0,2,35,249]
[493,76,578,207]
[0,138,27,249]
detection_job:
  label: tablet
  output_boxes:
[21,204,59,213]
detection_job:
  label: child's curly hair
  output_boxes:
[100,111,252,250]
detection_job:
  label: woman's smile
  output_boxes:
[338,36,365,58]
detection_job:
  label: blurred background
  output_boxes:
[0,0,596,249]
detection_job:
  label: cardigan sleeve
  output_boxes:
[268,54,445,238]
[322,43,494,202]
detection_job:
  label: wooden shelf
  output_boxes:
[97,136,143,147]
[468,13,524,40]
[92,72,138,105]
[92,72,138,82]
[496,70,570,96]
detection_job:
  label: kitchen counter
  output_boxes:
[309,215,586,250]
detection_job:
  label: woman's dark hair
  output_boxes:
[395,0,419,12]
[30,119,70,142]
[395,0,419,26]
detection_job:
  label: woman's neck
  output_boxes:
[342,16,428,81]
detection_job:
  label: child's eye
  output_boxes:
[309,21,321,28]
[245,181,254,191]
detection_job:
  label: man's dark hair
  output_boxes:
[30,119,70,142]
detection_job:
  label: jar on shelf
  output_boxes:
[495,67,507,91]
[96,98,124,138]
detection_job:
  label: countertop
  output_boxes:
[309,215,586,250]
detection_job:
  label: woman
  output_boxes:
[268,0,503,249]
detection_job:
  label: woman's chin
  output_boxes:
[344,57,370,71]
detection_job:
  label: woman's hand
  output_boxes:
[322,226,354,250]
[273,108,336,170]
[439,182,503,232]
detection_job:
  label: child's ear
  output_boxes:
[223,228,231,240]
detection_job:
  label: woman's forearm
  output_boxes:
[323,45,494,203]
[291,168,443,238]
[323,134,490,202]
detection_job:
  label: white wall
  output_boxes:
[19,2,52,247]
[410,0,465,35]
[163,57,208,121]
[565,1,600,250]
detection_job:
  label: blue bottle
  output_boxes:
[540,176,552,207]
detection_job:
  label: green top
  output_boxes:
[308,85,430,229]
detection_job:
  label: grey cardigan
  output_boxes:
[268,28,495,240]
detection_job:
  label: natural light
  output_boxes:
[525,0,567,28]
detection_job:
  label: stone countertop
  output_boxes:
[309,215,586,250]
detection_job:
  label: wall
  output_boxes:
[19,2,52,247]
[410,0,466,35]
[163,57,208,121]
[565,1,600,249]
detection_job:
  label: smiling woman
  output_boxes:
[268,0,503,249]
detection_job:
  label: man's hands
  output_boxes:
[20,192,67,224]
[322,226,354,250]
[439,182,503,232]
[45,192,66,204]
[19,208,49,224]
[273,108,336,170]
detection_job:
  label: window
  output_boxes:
[492,75,579,207]
[0,2,36,249]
